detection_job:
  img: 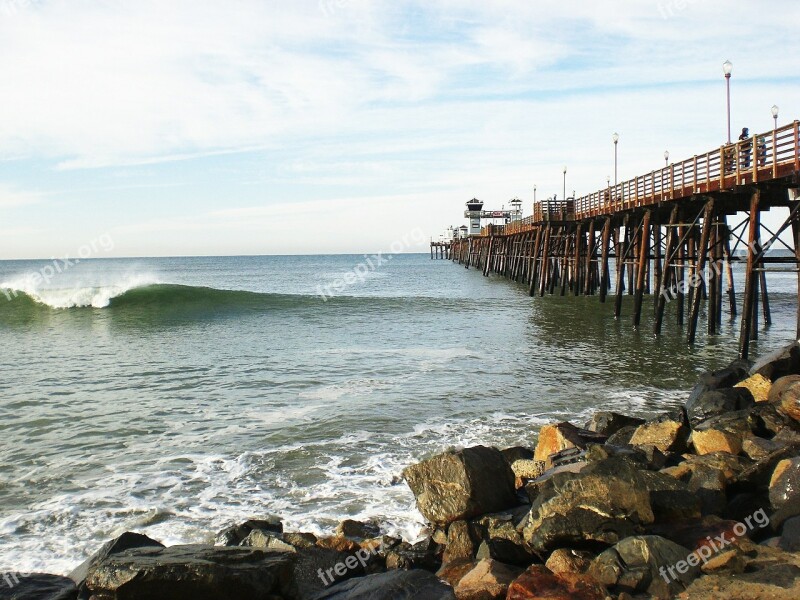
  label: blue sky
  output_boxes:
[0,0,798,258]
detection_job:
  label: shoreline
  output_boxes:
[4,342,800,599]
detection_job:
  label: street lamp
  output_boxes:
[612,132,619,184]
[664,150,669,167]
[723,60,733,143]
[533,184,537,203]
[771,104,779,129]
[562,166,567,201]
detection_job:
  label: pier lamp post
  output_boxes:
[534,184,537,203]
[772,105,779,129]
[664,150,669,167]
[562,166,567,201]
[612,133,619,185]
[723,60,733,143]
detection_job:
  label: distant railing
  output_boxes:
[533,199,575,222]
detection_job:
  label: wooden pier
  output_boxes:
[430,241,452,260]
[447,121,800,359]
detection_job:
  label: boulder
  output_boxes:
[647,517,758,555]
[629,411,690,453]
[317,537,362,554]
[506,565,606,600]
[743,436,784,460]
[509,459,545,488]
[691,428,744,455]
[769,457,800,512]
[436,558,477,588]
[521,457,654,555]
[779,515,800,551]
[82,544,294,600]
[68,531,165,591]
[470,507,534,566]
[215,516,283,546]
[384,538,442,572]
[240,529,296,553]
[686,388,754,427]
[283,531,318,549]
[442,520,476,563]
[335,520,381,541]
[605,425,638,446]
[588,535,698,599]
[663,452,750,515]
[638,470,702,522]
[735,372,772,402]
[454,559,523,600]
[699,547,747,574]
[584,412,645,436]
[544,548,594,574]
[0,573,77,600]
[287,546,368,599]
[689,360,751,405]
[500,447,535,463]
[769,375,800,422]
[311,569,456,599]
[750,341,800,381]
[403,446,517,526]
[533,422,606,463]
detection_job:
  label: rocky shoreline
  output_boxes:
[5,343,800,600]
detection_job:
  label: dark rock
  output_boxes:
[769,457,800,525]
[686,388,754,427]
[384,538,442,572]
[402,446,517,526]
[469,507,533,566]
[750,403,800,437]
[435,558,477,588]
[605,425,638,446]
[311,569,456,599]
[0,573,77,600]
[664,452,751,515]
[287,546,367,599]
[588,535,698,598]
[442,520,475,563]
[335,520,381,541]
[585,443,662,470]
[215,516,283,546]
[750,341,800,381]
[506,565,607,600]
[501,446,535,463]
[283,531,318,549]
[769,375,800,422]
[733,442,800,498]
[82,544,294,600]
[474,539,534,567]
[68,531,164,593]
[639,470,702,522]
[689,360,751,405]
[779,515,800,551]
[240,529,296,553]
[584,412,645,436]
[521,457,654,556]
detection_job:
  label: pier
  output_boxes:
[441,121,800,359]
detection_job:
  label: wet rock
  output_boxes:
[283,531,318,549]
[584,412,645,437]
[287,546,367,599]
[436,558,477,588]
[743,436,784,460]
[442,520,476,563]
[403,446,517,526]
[69,531,165,593]
[544,548,594,574]
[735,372,772,402]
[663,452,750,514]
[588,535,698,599]
[629,411,690,453]
[506,565,607,600]
[240,529,296,553]
[769,457,800,512]
[454,558,523,600]
[501,447,535,463]
[691,428,744,455]
[638,470,702,522]
[700,547,747,574]
[769,375,800,422]
[779,515,800,551]
[82,544,294,600]
[0,573,77,600]
[686,387,754,427]
[470,507,534,566]
[605,425,638,446]
[750,341,800,381]
[533,422,606,463]
[317,536,362,554]
[335,520,381,541]
[215,516,283,546]
[311,569,457,599]
[689,360,751,405]
[384,538,442,572]
[521,457,654,555]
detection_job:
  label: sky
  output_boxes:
[0,0,799,259]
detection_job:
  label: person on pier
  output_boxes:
[739,127,752,169]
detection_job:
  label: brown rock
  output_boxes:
[436,558,478,588]
[454,558,523,600]
[510,459,545,488]
[735,373,772,402]
[316,536,361,553]
[769,375,800,422]
[444,520,476,563]
[630,416,689,453]
[506,565,606,600]
[533,422,606,462]
[691,429,743,455]
[700,548,747,574]
[742,436,783,460]
[545,548,594,574]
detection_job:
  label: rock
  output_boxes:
[605,425,638,446]
[638,470,702,522]
[743,436,784,460]
[335,520,381,541]
[691,428,744,455]
[584,412,645,436]
[454,558,523,600]
[769,457,800,512]
[735,372,772,402]
[521,457,654,555]
[501,447,535,463]
[647,517,758,556]
[779,515,800,551]
[240,529,296,553]
[663,452,750,514]
[436,558,477,588]
[751,341,800,381]
[533,423,606,463]
[700,547,747,574]
[384,538,442,572]
[470,507,534,566]
[215,516,283,546]
[506,565,606,600]
[545,548,594,574]
[509,459,545,488]
[403,446,517,526]
[317,536,362,554]
[283,531,318,549]
[82,544,294,600]
[443,520,476,563]
[686,388,754,427]
[287,546,369,599]
[629,411,690,453]
[689,360,751,405]
[588,535,698,598]
[311,569,457,599]
[68,531,165,590]
[769,375,800,422]
[0,573,77,600]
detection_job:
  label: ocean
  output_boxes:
[0,253,797,574]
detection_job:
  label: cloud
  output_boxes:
[0,184,41,208]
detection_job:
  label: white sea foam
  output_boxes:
[0,273,160,308]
